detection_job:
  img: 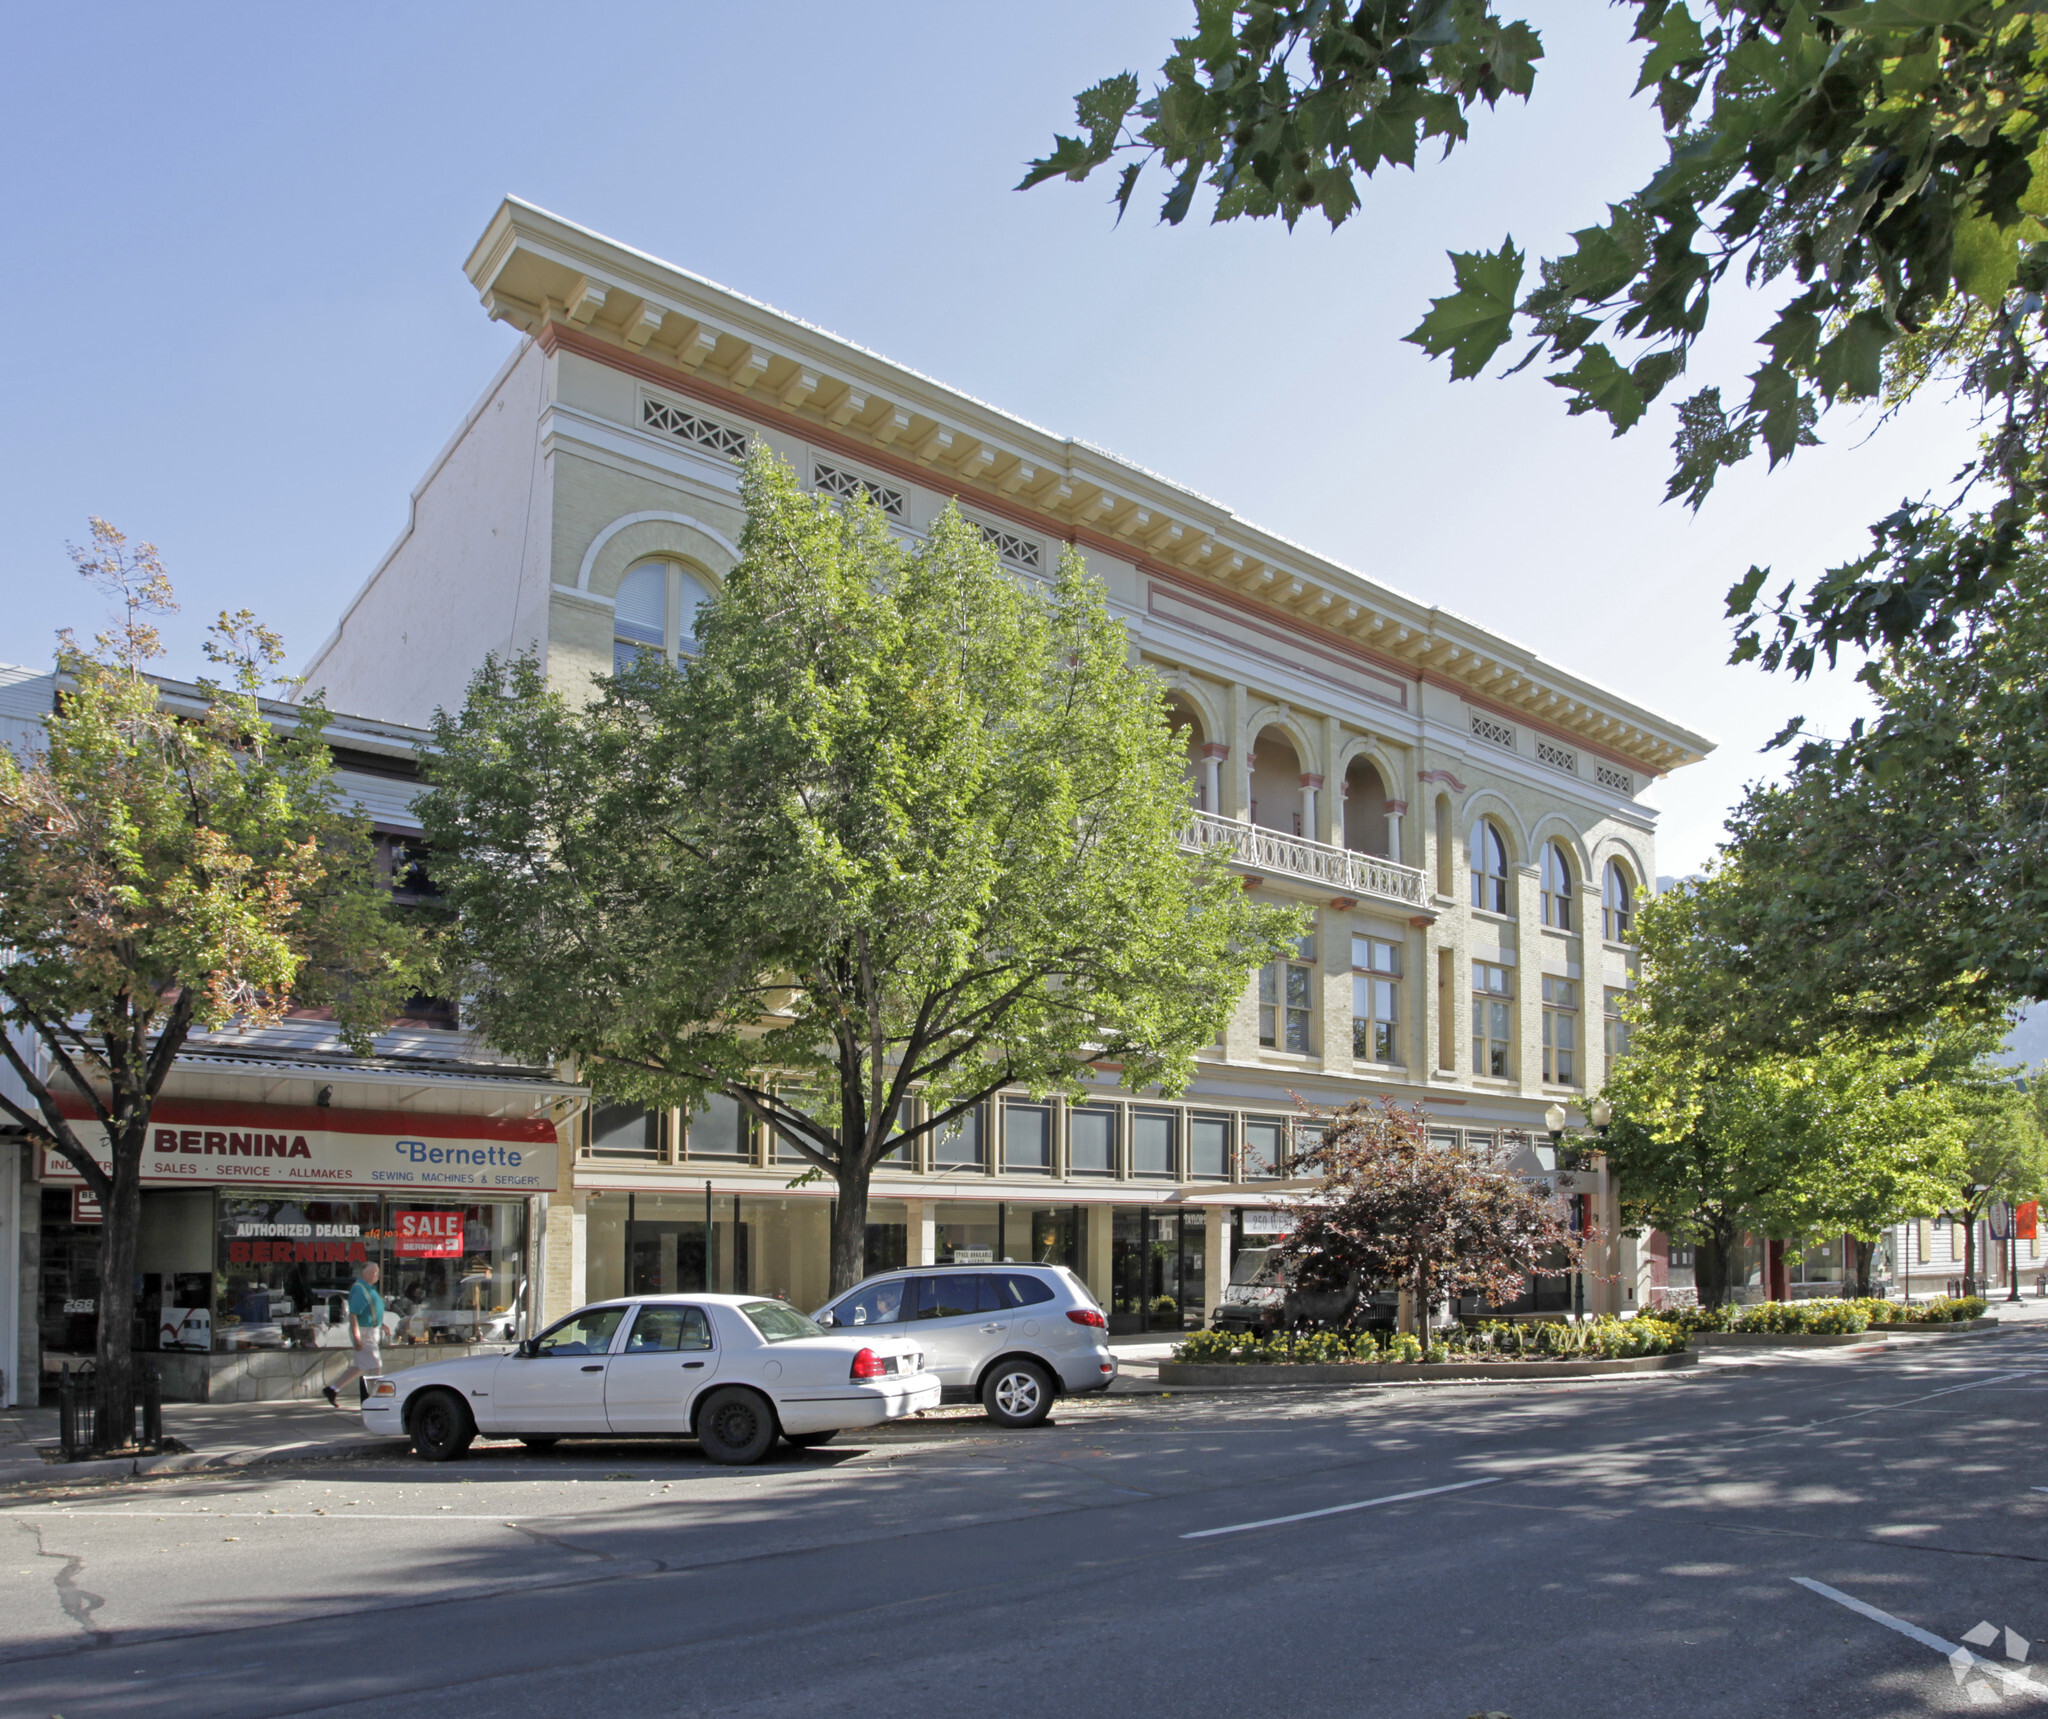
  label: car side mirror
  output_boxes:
[816,1311,836,1327]
[516,1338,537,1358]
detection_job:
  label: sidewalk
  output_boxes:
[0,1395,401,1486]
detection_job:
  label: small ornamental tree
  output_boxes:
[0,523,423,1447]
[1273,1099,1579,1350]
[420,449,1301,1296]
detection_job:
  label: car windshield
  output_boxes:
[741,1300,825,1343]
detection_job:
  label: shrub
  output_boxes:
[1171,1315,1685,1365]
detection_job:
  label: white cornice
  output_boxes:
[466,196,1715,778]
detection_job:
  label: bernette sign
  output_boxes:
[42,1097,559,1193]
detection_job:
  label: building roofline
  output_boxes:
[464,195,1714,774]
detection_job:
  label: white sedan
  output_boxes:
[361,1294,938,1465]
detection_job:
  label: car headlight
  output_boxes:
[367,1379,398,1399]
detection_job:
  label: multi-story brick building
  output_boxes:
[303,199,1713,1333]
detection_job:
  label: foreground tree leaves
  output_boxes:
[1028,2,2048,675]
[0,521,424,1448]
[419,449,1300,1295]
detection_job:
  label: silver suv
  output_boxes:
[813,1265,1115,1427]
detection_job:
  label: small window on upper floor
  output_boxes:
[1469,819,1511,916]
[613,561,713,672]
[1540,841,1574,932]
[1603,861,1637,942]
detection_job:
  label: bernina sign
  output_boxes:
[42,1098,559,1193]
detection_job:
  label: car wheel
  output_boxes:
[981,1359,1054,1428]
[696,1387,778,1465]
[518,1436,560,1450]
[783,1429,838,1450]
[409,1390,475,1462]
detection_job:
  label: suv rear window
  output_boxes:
[990,1272,1055,1308]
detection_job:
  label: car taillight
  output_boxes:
[1066,1308,1106,1328]
[850,1347,887,1379]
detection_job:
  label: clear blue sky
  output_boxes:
[0,1,1975,874]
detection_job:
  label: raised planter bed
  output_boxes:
[1157,1351,1696,1386]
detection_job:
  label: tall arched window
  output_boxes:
[613,565,666,672]
[1603,860,1636,941]
[1469,819,1510,915]
[1540,841,1574,931]
[612,561,714,672]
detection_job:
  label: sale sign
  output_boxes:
[394,1211,465,1258]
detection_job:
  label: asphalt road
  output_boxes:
[2,1327,2044,1719]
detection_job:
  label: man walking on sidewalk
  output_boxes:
[324,1264,385,1409]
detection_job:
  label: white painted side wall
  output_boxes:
[302,340,552,728]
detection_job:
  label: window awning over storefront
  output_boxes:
[43,1095,560,1194]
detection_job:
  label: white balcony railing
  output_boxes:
[1181,811,1429,908]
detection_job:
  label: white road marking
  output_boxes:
[1792,1578,2045,1700]
[1181,1476,1500,1540]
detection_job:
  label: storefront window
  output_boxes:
[209,1195,529,1353]
[386,1202,527,1345]
[213,1196,383,1353]
[935,1200,998,1263]
[1001,1203,1082,1270]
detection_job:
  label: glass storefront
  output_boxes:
[1110,1207,1204,1333]
[38,1187,532,1360]
[586,1194,908,1313]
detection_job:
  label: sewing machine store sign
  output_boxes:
[42,1100,558,1193]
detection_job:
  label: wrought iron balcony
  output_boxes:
[1181,812,1429,908]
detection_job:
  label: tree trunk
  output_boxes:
[1694,1218,1739,1309]
[1962,1212,1978,1297]
[93,1123,146,1453]
[830,1157,872,1297]
[1414,1260,1431,1354]
[1849,1235,1874,1299]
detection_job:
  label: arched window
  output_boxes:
[612,561,714,672]
[1469,819,1510,915]
[1603,860,1636,941]
[613,565,666,672]
[1540,841,1574,931]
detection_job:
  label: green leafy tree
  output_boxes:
[0,522,424,1447]
[1274,1098,1578,1351]
[419,450,1299,1295]
[1028,2,2048,679]
[1940,1068,2048,1291]
[1602,877,1983,1304]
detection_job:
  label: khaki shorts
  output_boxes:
[353,1338,382,1376]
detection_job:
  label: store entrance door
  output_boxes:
[1109,1207,1205,1335]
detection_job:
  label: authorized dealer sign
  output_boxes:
[42,1096,560,1193]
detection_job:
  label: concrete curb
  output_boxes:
[2,1434,406,1486]
[1157,1352,1696,1386]
[1693,1317,2004,1348]
[1691,1330,1881,1349]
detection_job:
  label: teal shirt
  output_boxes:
[348,1281,384,1332]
